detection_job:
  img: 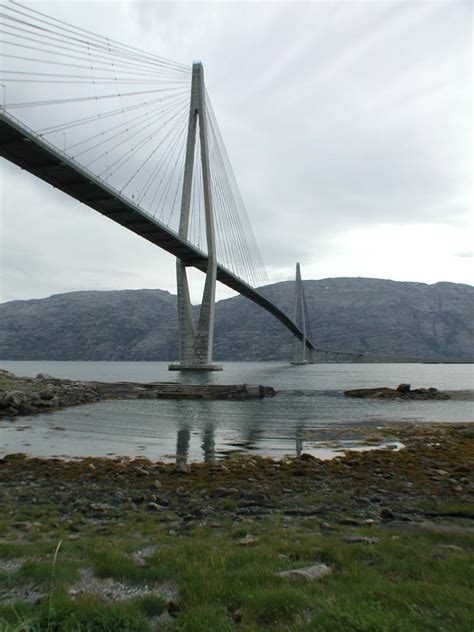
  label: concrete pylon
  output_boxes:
[290,262,309,365]
[169,62,222,371]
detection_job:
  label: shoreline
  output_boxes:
[1,422,473,627]
[1,422,473,629]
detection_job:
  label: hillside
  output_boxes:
[1,278,473,360]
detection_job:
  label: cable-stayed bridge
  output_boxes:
[0,1,362,368]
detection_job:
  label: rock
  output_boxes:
[174,462,188,474]
[344,385,450,400]
[380,508,395,522]
[454,464,470,473]
[343,535,379,544]
[229,608,242,623]
[320,522,333,531]
[396,383,411,393]
[151,479,162,489]
[36,373,54,380]
[209,487,239,498]
[167,600,181,618]
[438,544,463,552]
[338,517,362,526]
[237,535,259,546]
[135,467,150,477]
[278,563,332,581]
[147,502,166,512]
[285,507,321,517]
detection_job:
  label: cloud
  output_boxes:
[0,0,472,305]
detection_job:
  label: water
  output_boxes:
[1,361,473,462]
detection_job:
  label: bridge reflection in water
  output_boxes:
[171,394,306,466]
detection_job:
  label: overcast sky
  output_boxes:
[1,0,472,304]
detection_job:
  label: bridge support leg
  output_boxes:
[290,262,309,365]
[169,61,222,372]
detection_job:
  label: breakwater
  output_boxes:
[0,369,276,418]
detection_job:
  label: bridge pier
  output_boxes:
[290,263,309,365]
[169,61,222,372]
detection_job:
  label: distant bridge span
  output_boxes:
[0,110,322,352]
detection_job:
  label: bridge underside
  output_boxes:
[0,111,314,350]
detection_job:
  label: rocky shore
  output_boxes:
[344,383,452,399]
[0,422,473,629]
[0,370,100,417]
[0,369,276,419]
[1,423,472,528]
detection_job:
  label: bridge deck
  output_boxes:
[0,110,315,350]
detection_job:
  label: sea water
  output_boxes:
[1,361,473,461]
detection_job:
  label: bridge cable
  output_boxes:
[4,1,189,72]
[65,92,187,153]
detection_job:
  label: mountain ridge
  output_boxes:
[1,277,473,361]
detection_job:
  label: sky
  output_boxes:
[0,0,472,304]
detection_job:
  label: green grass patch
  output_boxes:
[92,549,168,584]
[13,559,80,588]
[0,543,37,560]
[417,500,474,518]
[245,585,311,625]
[131,594,167,618]
[169,604,235,632]
[0,595,151,631]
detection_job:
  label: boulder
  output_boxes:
[396,383,411,393]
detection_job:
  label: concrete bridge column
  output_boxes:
[169,62,222,371]
[290,262,309,365]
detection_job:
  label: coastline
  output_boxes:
[1,422,473,629]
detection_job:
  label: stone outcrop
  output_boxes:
[0,370,276,418]
[0,370,100,417]
[344,384,451,400]
[0,278,473,361]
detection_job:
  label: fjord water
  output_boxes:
[1,361,473,462]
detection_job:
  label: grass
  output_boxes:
[0,516,473,631]
[0,596,151,632]
[91,549,168,584]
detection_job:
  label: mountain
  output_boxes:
[1,278,473,361]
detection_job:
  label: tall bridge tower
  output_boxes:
[290,263,310,365]
[169,62,221,371]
